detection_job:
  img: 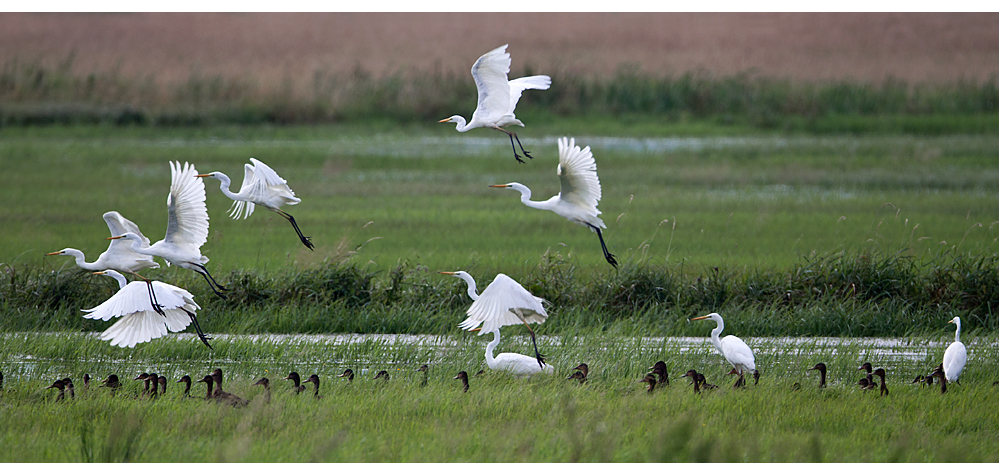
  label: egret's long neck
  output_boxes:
[458,273,479,300]
[451,116,472,132]
[123,235,153,256]
[104,271,128,290]
[485,330,501,369]
[710,322,724,354]
[954,319,962,343]
[510,183,554,211]
[213,173,240,201]
[65,249,100,270]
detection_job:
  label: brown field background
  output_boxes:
[2,12,998,95]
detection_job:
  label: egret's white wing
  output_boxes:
[720,335,756,372]
[249,158,300,207]
[470,44,513,122]
[508,75,551,111]
[164,161,209,249]
[556,137,602,214]
[460,273,547,333]
[100,311,169,348]
[83,281,191,320]
[943,341,967,382]
[228,163,259,219]
[102,211,160,269]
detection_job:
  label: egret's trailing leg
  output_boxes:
[183,308,213,350]
[276,209,314,250]
[590,224,618,268]
[514,309,546,369]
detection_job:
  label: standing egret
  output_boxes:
[689,313,759,387]
[438,44,551,163]
[440,270,548,368]
[196,158,313,250]
[942,317,967,384]
[110,161,227,298]
[87,270,211,349]
[491,137,618,268]
[479,328,554,376]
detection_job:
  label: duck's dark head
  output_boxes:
[567,371,586,383]
[640,373,657,392]
[252,377,270,388]
[858,378,870,388]
[197,375,213,384]
[338,369,354,381]
[454,371,468,382]
[284,372,301,385]
[178,375,192,384]
[873,368,887,379]
[573,363,590,375]
[418,364,429,373]
[306,374,320,385]
[682,369,698,379]
[47,380,65,390]
[83,374,91,386]
[134,373,149,381]
[858,362,873,373]
[374,370,390,381]
[102,374,120,387]
[808,363,826,373]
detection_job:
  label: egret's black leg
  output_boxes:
[139,277,165,316]
[183,309,213,350]
[589,225,618,268]
[512,133,533,159]
[495,127,524,163]
[194,265,227,299]
[277,209,314,250]
[516,315,546,369]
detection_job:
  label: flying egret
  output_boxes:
[942,317,967,384]
[479,328,554,376]
[438,44,551,163]
[86,270,211,349]
[689,312,759,387]
[196,158,313,250]
[440,270,548,368]
[491,137,618,268]
[110,161,227,298]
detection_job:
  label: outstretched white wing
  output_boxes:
[508,75,551,112]
[459,273,547,333]
[83,280,199,348]
[164,161,209,250]
[470,44,513,123]
[556,137,602,216]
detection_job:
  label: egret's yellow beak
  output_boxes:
[489,184,509,188]
[92,271,106,275]
[195,173,212,178]
[470,328,481,332]
[107,235,124,240]
[438,271,457,275]
[44,251,62,256]
[438,118,451,123]
[947,319,955,324]
[689,315,710,321]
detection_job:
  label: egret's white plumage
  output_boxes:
[85,270,203,348]
[483,329,553,376]
[441,271,548,368]
[690,312,758,387]
[942,317,967,383]
[492,137,617,267]
[112,162,226,297]
[46,211,160,273]
[439,44,551,163]
[197,158,312,250]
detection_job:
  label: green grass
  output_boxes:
[1,332,998,462]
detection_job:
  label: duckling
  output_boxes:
[134,372,150,396]
[144,373,159,399]
[305,374,322,399]
[158,375,168,395]
[417,364,429,387]
[928,367,948,394]
[61,378,75,399]
[682,369,716,391]
[101,374,121,393]
[573,363,590,381]
[639,373,657,393]
[807,363,827,388]
[177,375,192,397]
[374,370,390,382]
[284,372,306,394]
[858,363,876,389]
[648,361,668,386]
[567,371,587,384]
[753,369,761,385]
[338,369,354,383]
[210,371,249,408]
[252,377,271,404]
[454,371,469,392]
[47,379,66,402]
[858,378,871,390]
[83,373,91,392]
[873,368,889,396]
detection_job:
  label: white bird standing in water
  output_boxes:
[440,271,548,369]
[942,317,967,384]
[491,137,617,268]
[196,158,313,250]
[690,312,759,387]
[438,44,551,163]
[110,161,227,298]
[86,270,210,349]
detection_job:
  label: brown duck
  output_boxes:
[807,363,827,388]
[454,371,469,392]
[305,374,322,399]
[284,371,306,394]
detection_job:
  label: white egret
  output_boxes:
[689,312,759,387]
[86,270,211,349]
[46,211,160,274]
[491,137,617,268]
[942,317,967,384]
[110,161,227,298]
[480,328,554,376]
[438,44,551,163]
[440,270,548,368]
[196,158,313,250]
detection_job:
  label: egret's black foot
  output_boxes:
[514,154,525,164]
[522,150,534,159]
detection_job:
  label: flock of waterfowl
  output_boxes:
[23,45,984,400]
